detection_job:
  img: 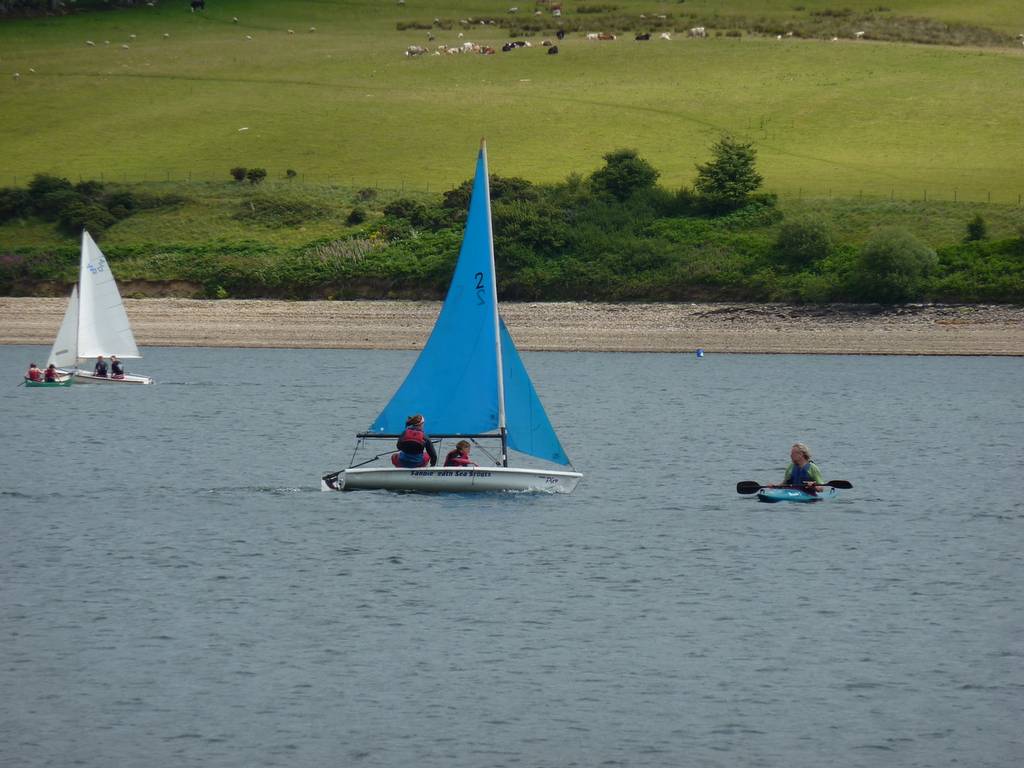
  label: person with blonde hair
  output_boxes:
[391,414,437,468]
[444,440,477,468]
[772,442,824,490]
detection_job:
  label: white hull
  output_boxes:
[322,465,582,494]
[70,369,154,385]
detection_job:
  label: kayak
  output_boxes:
[757,486,838,504]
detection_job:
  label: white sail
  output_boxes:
[76,230,142,360]
[47,285,79,367]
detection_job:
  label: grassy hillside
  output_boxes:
[1,1,1022,201]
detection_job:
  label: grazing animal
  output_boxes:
[405,45,427,56]
[855,30,866,39]
[660,32,672,40]
[85,40,96,46]
[547,45,559,55]
[597,32,616,41]
[689,26,706,38]
[190,0,204,11]
[635,33,650,41]
[556,29,566,40]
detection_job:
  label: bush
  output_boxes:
[965,213,987,242]
[775,217,833,269]
[246,168,267,185]
[0,187,31,221]
[285,169,297,180]
[590,148,660,201]
[28,173,72,198]
[230,167,247,182]
[356,187,378,202]
[59,201,116,236]
[852,227,937,302]
[347,207,368,225]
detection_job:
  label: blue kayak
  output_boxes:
[757,486,838,503]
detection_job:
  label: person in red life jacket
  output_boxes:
[110,355,124,379]
[25,362,43,382]
[44,364,60,382]
[93,355,108,377]
[391,414,437,468]
[444,440,478,467]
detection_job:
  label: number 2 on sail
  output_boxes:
[475,271,485,305]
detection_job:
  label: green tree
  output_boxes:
[694,135,763,211]
[965,213,987,242]
[589,149,659,201]
[246,168,267,185]
[774,217,832,269]
[230,166,247,182]
[854,227,937,303]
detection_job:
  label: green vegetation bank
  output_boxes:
[2,142,1022,304]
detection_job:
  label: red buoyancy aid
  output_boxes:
[397,427,427,453]
[444,450,473,467]
[27,368,43,381]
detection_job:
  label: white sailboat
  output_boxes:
[322,142,582,494]
[48,231,154,384]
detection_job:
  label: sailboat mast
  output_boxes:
[482,141,508,467]
[75,229,85,365]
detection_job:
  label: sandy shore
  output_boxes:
[2,298,1022,355]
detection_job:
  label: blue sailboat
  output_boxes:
[322,142,582,493]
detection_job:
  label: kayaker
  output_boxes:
[25,362,43,382]
[444,440,478,467]
[93,355,108,377]
[44,364,60,382]
[110,355,124,378]
[391,414,438,468]
[771,442,824,491]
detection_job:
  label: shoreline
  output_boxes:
[1,298,1023,356]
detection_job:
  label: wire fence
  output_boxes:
[4,172,1022,207]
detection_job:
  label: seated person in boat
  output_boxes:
[770,442,824,491]
[25,362,43,382]
[391,414,438,468]
[93,355,109,377]
[444,440,478,468]
[110,355,124,379]
[44,364,61,382]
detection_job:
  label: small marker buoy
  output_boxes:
[696,348,705,358]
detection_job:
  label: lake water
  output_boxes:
[2,345,1021,768]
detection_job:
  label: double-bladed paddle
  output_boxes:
[736,479,853,494]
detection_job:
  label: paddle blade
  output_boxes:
[826,480,853,489]
[736,481,762,495]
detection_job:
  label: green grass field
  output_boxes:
[2,0,1022,201]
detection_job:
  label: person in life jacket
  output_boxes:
[93,355,109,377]
[25,362,43,382]
[110,355,124,378]
[44,364,60,382]
[391,414,438,468]
[444,440,478,468]
[771,442,824,492]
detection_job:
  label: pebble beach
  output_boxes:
[2,298,1023,356]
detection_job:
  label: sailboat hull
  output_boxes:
[23,377,73,387]
[322,466,582,494]
[71,370,154,385]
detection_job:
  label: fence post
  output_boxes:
[924,189,927,202]
[987,191,991,202]
[890,188,894,201]
[954,189,957,202]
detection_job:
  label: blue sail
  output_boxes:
[370,147,501,435]
[500,319,571,466]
